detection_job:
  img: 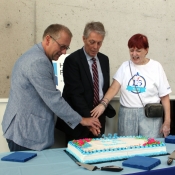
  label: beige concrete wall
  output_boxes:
[0,0,35,97]
[0,0,175,98]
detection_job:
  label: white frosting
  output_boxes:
[66,137,167,163]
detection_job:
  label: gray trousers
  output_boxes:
[118,105,163,138]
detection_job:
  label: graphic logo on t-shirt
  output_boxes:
[126,72,146,93]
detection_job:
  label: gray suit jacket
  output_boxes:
[2,43,81,150]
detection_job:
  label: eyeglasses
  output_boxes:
[49,35,70,50]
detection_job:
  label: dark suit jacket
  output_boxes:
[56,48,116,139]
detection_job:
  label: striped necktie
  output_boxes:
[92,58,99,107]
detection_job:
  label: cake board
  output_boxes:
[64,150,169,165]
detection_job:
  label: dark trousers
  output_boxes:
[6,139,32,152]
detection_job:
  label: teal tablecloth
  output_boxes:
[0,138,175,175]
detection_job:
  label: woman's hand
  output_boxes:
[90,80,121,118]
[160,121,170,137]
[160,95,170,137]
[91,104,106,118]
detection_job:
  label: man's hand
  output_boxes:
[88,126,101,136]
[80,117,101,129]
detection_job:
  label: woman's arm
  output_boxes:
[91,79,121,118]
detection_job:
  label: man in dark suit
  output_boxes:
[56,22,115,142]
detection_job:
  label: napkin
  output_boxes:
[1,152,37,162]
[165,135,175,144]
[122,156,161,170]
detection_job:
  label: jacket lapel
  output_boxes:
[79,48,94,89]
[98,53,107,93]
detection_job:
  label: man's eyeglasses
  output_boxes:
[49,35,70,51]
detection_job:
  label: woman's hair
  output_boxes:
[128,33,149,49]
[83,21,106,38]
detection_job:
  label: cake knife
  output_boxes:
[167,150,175,165]
[76,162,123,172]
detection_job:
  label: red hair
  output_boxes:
[128,34,149,49]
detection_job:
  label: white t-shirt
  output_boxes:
[113,59,172,107]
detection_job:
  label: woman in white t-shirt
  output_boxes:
[91,33,171,138]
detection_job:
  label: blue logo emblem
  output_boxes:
[126,72,146,93]
[53,62,58,86]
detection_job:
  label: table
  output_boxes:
[0,139,175,175]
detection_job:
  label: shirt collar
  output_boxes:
[83,47,98,61]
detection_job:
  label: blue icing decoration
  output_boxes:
[108,133,112,138]
[113,133,118,138]
[82,142,91,148]
[102,134,106,138]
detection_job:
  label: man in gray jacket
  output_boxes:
[2,24,101,151]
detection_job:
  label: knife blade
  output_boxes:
[76,162,123,172]
[76,162,97,171]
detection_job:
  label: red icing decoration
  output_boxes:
[73,138,93,146]
[143,138,160,146]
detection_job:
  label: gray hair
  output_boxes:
[83,21,106,38]
[43,24,72,39]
